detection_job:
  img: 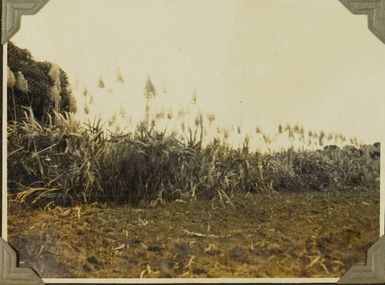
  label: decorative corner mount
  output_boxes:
[339,0,385,44]
[1,0,50,45]
[0,238,44,285]
[338,235,385,284]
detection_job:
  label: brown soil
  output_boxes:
[8,190,379,278]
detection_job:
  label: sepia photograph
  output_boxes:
[3,0,383,280]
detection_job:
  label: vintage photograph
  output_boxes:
[5,0,382,279]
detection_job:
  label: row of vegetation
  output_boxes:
[7,43,380,208]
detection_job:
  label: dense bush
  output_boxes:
[7,42,76,123]
[265,148,379,192]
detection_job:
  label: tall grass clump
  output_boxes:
[8,106,277,207]
[8,104,380,209]
[8,78,380,208]
[8,108,108,206]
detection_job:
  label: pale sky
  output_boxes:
[11,0,385,148]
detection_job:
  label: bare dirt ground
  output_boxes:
[8,190,379,278]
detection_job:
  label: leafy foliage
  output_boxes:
[7,42,76,122]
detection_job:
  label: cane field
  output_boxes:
[6,42,380,278]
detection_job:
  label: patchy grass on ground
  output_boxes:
[8,190,379,278]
